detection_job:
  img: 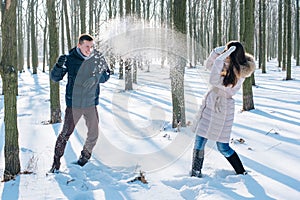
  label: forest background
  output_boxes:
[0,0,299,184]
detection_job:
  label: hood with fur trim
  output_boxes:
[240,53,256,78]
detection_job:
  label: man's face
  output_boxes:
[77,40,94,57]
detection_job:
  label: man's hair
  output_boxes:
[78,33,94,44]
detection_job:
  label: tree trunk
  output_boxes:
[43,11,48,73]
[278,0,283,68]
[47,0,62,123]
[119,57,124,79]
[171,0,186,128]
[146,0,150,20]
[160,0,164,23]
[242,0,255,111]
[124,58,133,90]
[17,1,24,73]
[80,0,86,33]
[89,0,94,33]
[228,0,237,40]
[188,0,193,66]
[120,0,124,17]
[213,0,218,47]
[3,68,20,181]
[61,2,65,54]
[126,0,131,15]
[124,0,133,90]
[63,0,72,50]
[282,0,287,71]
[133,59,137,84]
[31,0,38,74]
[109,0,113,18]
[296,0,300,66]
[27,0,31,69]
[286,0,292,80]
[1,0,21,182]
[136,0,141,18]
[239,0,244,42]
[260,0,266,73]
[218,0,222,45]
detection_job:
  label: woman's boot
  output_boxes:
[191,149,204,178]
[226,151,247,175]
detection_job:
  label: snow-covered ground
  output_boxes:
[0,58,299,200]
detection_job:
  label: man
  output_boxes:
[49,33,110,173]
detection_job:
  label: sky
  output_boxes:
[0,56,299,199]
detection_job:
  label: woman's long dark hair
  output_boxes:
[222,41,247,87]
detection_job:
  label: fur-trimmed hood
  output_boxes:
[240,53,256,78]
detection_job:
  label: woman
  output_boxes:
[191,41,255,177]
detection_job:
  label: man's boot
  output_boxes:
[226,151,247,175]
[77,149,91,166]
[49,156,61,173]
[191,149,204,178]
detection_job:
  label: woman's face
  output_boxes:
[77,40,94,57]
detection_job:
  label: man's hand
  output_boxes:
[56,55,67,68]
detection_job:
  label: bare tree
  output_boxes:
[242,0,255,111]
[171,0,186,128]
[47,0,61,123]
[239,0,244,41]
[89,0,94,33]
[278,0,283,68]
[296,0,300,66]
[228,0,237,40]
[17,0,25,73]
[1,0,21,182]
[282,0,287,71]
[286,0,292,80]
[62,0,72,50]
[80,0,86,33]
[218,0,222,45]
[31,0,38,74]
[124,0,133,91]
[120,0,124,17]
[213,0,218,47]
[26,0,31,69]
[61,1,65,53]
[259,0,266,73]
[42,9,48,73]
[125,58,133,90]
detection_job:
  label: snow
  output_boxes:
[0,58,300,200]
